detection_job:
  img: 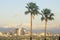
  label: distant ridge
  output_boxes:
[0,27,60,33]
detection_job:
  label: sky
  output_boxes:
[0,0,60,31]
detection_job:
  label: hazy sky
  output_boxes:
[0,0,60,30]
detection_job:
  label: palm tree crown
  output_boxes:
[25,2,40,15]
[41,8,54,21]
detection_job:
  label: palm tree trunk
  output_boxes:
[44,19,47,40]
[30,13,32,40]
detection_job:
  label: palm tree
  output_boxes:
[41,8,54,40]
[25,2,40,40]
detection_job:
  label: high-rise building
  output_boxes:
[15,27,25,36]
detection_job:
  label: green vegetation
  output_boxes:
[40,8,54,40]
[25,2,40,40]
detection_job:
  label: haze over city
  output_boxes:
[0,0,60,33]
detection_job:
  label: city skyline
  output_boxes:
[0,0,60,31]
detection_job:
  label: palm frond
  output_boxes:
[41,16,45,21]
[50,13,54,17]
[43,8,51,16]
[48,17,54,20]
[25,11,30,15]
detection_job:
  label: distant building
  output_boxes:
[15,27,25,36]
[39,32,53,37]
[54,33,60,36]
[0,32,3,36]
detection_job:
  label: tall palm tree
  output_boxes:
[25,2,40,40]
[41,8,54,40]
